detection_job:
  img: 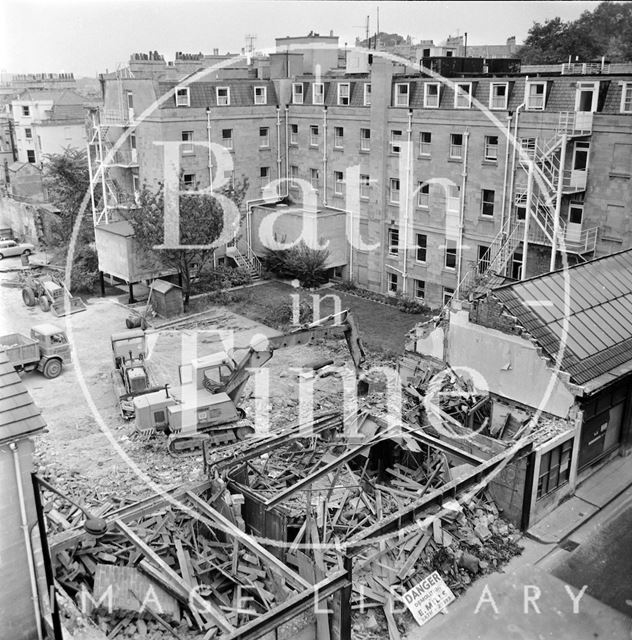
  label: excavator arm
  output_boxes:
[220,310,367,405]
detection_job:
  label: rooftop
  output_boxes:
[492,248,632,389]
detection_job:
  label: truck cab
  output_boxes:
[30,324,71,362]
[111,329,146,368]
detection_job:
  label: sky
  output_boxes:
[1,0,603,77]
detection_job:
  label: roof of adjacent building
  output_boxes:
[0,352,46,444]
[158,79,278,108]
[492,249,632,388]
[14,88,85,105]
[150,279,181,294]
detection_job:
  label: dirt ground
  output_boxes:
[0,259,366,507]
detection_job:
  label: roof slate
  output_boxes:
[0,353,46,444]
[492,249,632,387]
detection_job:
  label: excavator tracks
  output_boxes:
[167,419,255,457]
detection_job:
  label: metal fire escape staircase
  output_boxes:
[455,112,598,300]
[225,245,263,280]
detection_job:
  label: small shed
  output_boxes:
[150,279,183,318]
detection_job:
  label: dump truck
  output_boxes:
[0,324,71,378]
[133,309,368,455]
[111,329,165,418]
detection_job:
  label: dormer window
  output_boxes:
[490,83,508,110]
[424,83,440,108]
[292,83,304,104]
[395,83,409,107]
[254,86,267,105]
[175,87,190,107]
[216,87,230,106]
[313,82,325,105]
[526,81,546,110]
[454,82,472,109]
[337,83,350,106]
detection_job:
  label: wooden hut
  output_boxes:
[150,279,183,318]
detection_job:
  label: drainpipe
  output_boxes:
[10,442,43,640]
[522,161,534,280]
[284,105,290,191]
[402,108,413,296]
[456,130,469,296]
[507,102,525,275]
[322,106,328,206]
[550,133,567,271]
[275,106,282,185]
[500,114,512,233]
[206,108,213,191]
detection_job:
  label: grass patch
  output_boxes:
[203,280,432,355]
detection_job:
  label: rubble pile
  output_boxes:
[50,488,306,639]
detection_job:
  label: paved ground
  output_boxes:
[550,498,632,617]
[0,258,360,503]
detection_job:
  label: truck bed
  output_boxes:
[0,333,40,367]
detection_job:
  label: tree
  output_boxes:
[518,2,632,64]
[125,176,249,305]
[42,147,100,292]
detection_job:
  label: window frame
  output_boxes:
[175,87,190,107]
[310,167,319,188]
[309,124,319,147]
[449,133,463,159]
[24,127,32,139]
[390,129,402,155]
[387,272,398,294]
[216,86,230,106]
[415,233,427,263]
[334,126,344,149]
[181,130,194,155]
[360,174,370,199]
[259,126,270,148]
[526,81,546,111]
[388,228,399,256]
[443,287,455,306]
[363,83,372,106]
[389,178,401,204]
[313,82,325,105]
[444,241,457,270]
[481,189,495,217]
[489,82,509,110]
[26,149,36,163]
[337,82,351,106]
[290,165,299,187]
[537,439,573,499]
[254,86,267,105]
[182,173,196,189]
[394,83,410,107]
[417,181,430,208]
[414,279,426,301]
[454,82,472,109]
[620,82,632,113]
[333,170,344,195]
[290,123,298,145]
[484,135,499,161]
[292,83,304,105]
[424,83,440,108]
[221,128,233,150]
[419,131,431,156]
[360,127,371,151]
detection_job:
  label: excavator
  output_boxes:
[133,310,368,455]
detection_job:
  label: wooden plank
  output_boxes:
[114,519,234,633]
[383,604,401,640]
[396,533,431,580]
[185,491,310,592]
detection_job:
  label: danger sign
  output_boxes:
[403,571,455,626]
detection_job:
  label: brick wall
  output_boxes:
[468,297,521,335]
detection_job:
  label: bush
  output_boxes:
[331,282,431,314]
[263,241,330,288]
[262,299,313,329]
[336,279,357,292]
[70,243,99,293]
[192,265,252,294]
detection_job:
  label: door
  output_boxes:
[126,91,134,121]
[575,82,598,130]
[566,203,583,243]
[570,141,589,190]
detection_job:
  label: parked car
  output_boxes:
[0,240,34,259]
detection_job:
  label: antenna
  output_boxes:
[353,15,370,45]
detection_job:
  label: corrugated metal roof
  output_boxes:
[492,248,632,387]
[0,353,46,444]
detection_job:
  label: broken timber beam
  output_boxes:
[347,440,532,551]
[114,519,235,634]
[185,491,311,592]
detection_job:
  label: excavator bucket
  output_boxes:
[51,296,87,317]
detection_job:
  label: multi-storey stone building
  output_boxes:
[90,37,632,307]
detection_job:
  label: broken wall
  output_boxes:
[446,309,576,419]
